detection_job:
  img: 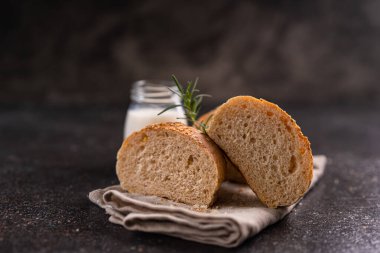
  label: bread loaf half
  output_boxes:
[206,96,313,208]
[116,122,226,207]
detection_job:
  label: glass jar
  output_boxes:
[123,80,187,139]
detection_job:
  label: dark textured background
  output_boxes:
[1,1,380,252]
[1,0,380,107]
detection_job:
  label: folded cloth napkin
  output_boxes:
[89,155,326,248]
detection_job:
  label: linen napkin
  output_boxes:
[89,155,326,248]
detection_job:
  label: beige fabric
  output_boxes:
[89,155,326,248]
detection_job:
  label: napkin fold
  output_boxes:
[89,155,326,248]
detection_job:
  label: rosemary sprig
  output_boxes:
[158,75,211,133]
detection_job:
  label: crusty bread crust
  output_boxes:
[116,122,226,207]
[207,96,313,208]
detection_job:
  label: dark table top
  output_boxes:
[0,105,379,253]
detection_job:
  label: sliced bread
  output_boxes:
[197,110,246,184]
[116,122,226,207]
[206,96,313,208]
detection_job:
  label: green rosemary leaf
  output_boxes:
[157,104,182,115]
[191,77,199,95]
[167,86,181,97]
[186,81,192,96]
[171,75,184,94]
[195,94,212,98]
[194,97,203,111]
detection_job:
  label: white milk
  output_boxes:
[124,107,187,138]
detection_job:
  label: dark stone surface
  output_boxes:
[0,105,379,252]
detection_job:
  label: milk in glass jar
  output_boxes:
[124,80,187,138]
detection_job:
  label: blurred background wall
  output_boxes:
[1,0,379,107]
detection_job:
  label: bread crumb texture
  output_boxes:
[116,122,225,207]
[207,96,313,208]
